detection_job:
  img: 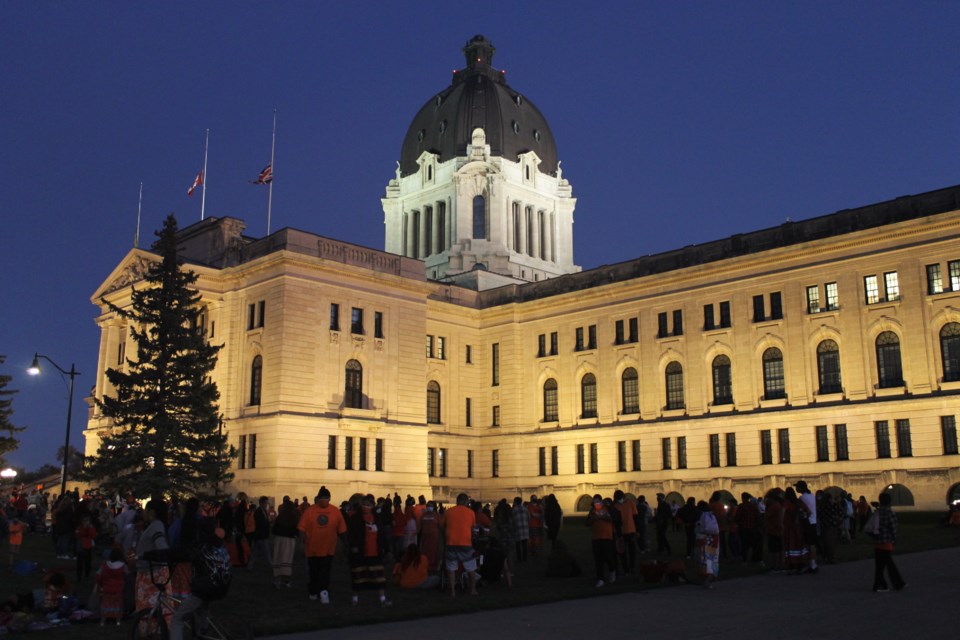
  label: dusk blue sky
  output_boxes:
[2,3,958,473]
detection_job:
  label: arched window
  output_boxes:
[876,331,903,388]
[621,368,639,414]
[762,347,785,400]
[817,340,842,394]
[940,323,960,382]
[344,359,363,409]
[665,362,684,410]
[581,373,597,419]
[543,378,558,422]
[249,355,262,406]
[712,355,733,405]
[472,195,486,239]
[426,380,441,424]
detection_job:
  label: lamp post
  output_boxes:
[27,353,80,498]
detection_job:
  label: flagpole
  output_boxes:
[201,128,209,221]
[134,182,143,248]
[267,109,276,235]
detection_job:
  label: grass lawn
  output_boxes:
[4,512,956,638]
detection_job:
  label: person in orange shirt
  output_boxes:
[8,518,25,564]
[75,516,97,582]
[298,486,347,604]
[587,494,616,587]
[613,490,638,575]
[441,493,478,596]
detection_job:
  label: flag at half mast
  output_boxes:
[252,164,273,185]
[187,170,203,196]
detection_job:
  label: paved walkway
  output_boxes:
[265,547,957,639]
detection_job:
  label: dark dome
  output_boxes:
[399,35,559,178]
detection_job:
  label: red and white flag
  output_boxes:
[251,164,273,185]
[187,170,203,196]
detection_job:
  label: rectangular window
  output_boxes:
[344,436,354,470]
[672,310,683,336]
[426,335,434,358]
[617,441,627,472]
[492,450,499,477]
[439,448,448,477]
[942,416,959,455]
[248,303,256,330]
[248,434,256,469]
[719,301,731,328]
[661,438,672,470]
[330,303,340,331]
[465,398,472,428]
[657,312,668,338]
[550,332,558,355]
[427,447,436,477]
[709,434,721,467]
[588,324,597,349]
[769,292,783,320]
[538,334,546,357]
[835,424,849,461]
[875,421,891,458]
[256,300,265,328]
[358,437,368,471]
[703,304,715,330]
[927,264,944,295]
[760,430,773,465]
[896,419,912,457]
[950,260,960,292]
[375,438,384,471]
[864,275,880,304]
[538,447,547,476]
[825,282,839,310]
[465,450,474,478]
[466,345,472,363]
[576,444,585,474]
[777,428,791,463]
[615,320,625,345]
[328,435,337,470]
[631,440,641,471]
[492,343,500,386]
[238,435,247,469]
[374,311,384,338]
[806,285,820,314]
[575,327,584,351]
[816,425,829,462]
[725,433,737,467]
[351,307,363,334]
[753,294,765,322]
[436,336,446,360]
[628,317,638,342]
[492,405,500,427]
[677,436,687,469]
[884,271,900,301]
[117,328,126,364]
[551,446,559,475]
[210,321,215,339]
[589,443,599,473]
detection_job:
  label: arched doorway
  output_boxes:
[881,483,914,507]
[575,494,594,512]
[663,491,685,507]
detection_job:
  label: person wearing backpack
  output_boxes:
[169,518,232,640]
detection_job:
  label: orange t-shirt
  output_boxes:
[443,505,476,547]
[615,499,638,535]
[298,503,346,557]
[394,555,429,588]
[9,521,25,546]
[590,506,614,540]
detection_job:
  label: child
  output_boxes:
[8,518,25,565]
[95,547,126,626]
[75,516,97,581]
[43,571,69,612]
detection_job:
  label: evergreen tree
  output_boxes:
[0,355,25,466]
[83,214,233,500]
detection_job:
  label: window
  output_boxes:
[328,435,337,469]
[550,332,558,355]
[249,355,262,406]
[426,381,441,424]
[752,295,765,322]
[576,444,585,474]
[806,285,821,314]
[864,275,880,305]
[437,336,446,360]
[587,324,597,350]
[345,436,354,470]
[884,272,900,301]
[473,195,486,239]
[835,424,849,461]
[351,307,364,334]
[245,435,257,468]
[374,311,384,339]
[665,362,684,410]
[657,312,668,338]
[117,327,126,364]
[875,421,891,458]
[248,300,265,330]
[492,405,500,427]
[770,292,783,320]
[825,282,838,310]
[621,368,639,414]
[703,304,715,330]
[589,443,599,473]
[359,437,368,471]
[345,360,363,409]
[543,379,558,422]
[465,397,472,427]
[575,327,584,351]
[617,441,627,472]
[538,447,546,476]
[581,373,597,419]
[427,447,436,476]
[817,340,842,394]
[248,303,255,330]
[865,272,900,304]
[491,450,500,478]
[466,345,472,364]
[677,437,687,469]
[631,440,641,471]
[330,303,340,331]
[941,323,960,382]
[551,446,559,475]
[628,317,638,342]
[725,433,737,466]
[876,332,903,388]
[816,425,829,462]
[672,310,683,336]
[950,260,960,291]
[712,355,733,405]
[895,419,912,457]
[941,416,958,455]
[375,438,384,471]
[662,438,672,470]
[537,334,547,357]
[760,430,773,465]
[719,301,731,328]
[467,450,474,478]
[777,428,791,463]
[426,335,434,358]
[709,434,721,467]
[927,264,943,295]
[439,448,448,477]
[491,343,500,386]
[762,347,785,400]
[615,320,625,345]
[238,435,246,469]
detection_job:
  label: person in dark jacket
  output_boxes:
[169,517,232,640]
[272,496,299,588]
[872,492,906,592]
[654,494,673,555]
[247,496,273,570]
[345,495,391,607]
[543,494,563,547]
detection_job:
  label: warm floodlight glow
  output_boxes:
[0,468,17,479]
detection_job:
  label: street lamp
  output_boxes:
[27,353,80,498]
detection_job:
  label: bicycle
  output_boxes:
[130,560,253,640]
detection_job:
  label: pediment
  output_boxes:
[91,249,158,300]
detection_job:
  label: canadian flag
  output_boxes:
[187,171,203,196]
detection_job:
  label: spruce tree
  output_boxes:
[83,214,233,500]
[0,355,25,466]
